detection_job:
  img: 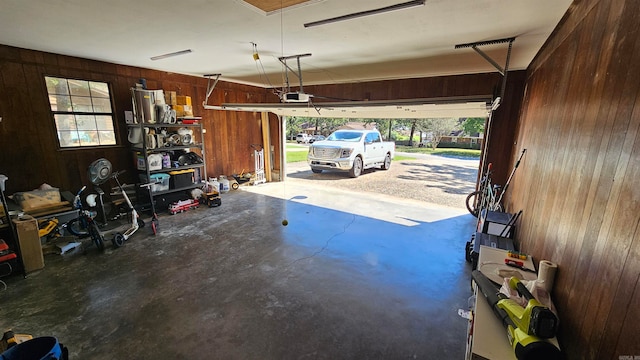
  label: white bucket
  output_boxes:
[219,175,230,193]
[207,177,220,193]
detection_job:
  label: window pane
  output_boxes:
[76,115,96,130]
[89,82,110,98]
[71,96,93,112]
[98,131,116,145]
[95,115,114,130]
[47,76,116,149]
[49,94,73,112]
[58,131,80,147]
[68,79,90,96]
[92,98,112,113]
[45,77,69,95]
[78,131,100,146]
[54,114,77,130]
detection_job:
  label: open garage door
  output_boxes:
[203,95,493,119]
[205,95,492,199]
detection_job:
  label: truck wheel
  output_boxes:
[381,153,391,170]
[349,156,363,178]
[311,168,323,173]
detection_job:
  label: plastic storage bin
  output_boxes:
[149,173,170,192]
[169,169,195,189]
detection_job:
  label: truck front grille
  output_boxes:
[312,147,341,159]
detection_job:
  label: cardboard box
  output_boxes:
[173,105,185,117]
[13,189,61,211]
[176,95,192,106]
[165,91,177,105]
[13,215,44,273]
[182,105,193,117]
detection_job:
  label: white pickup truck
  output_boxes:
[307,129,395,177]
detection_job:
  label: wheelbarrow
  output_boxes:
[231,172,253,190]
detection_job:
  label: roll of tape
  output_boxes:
[538,260,558,294]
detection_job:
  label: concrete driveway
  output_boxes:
[284,150,479,210]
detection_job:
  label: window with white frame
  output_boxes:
[45,76,116,148]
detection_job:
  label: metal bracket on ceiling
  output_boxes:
[455,37,515,110]
[203,73,221,108]
[278,53,312,93]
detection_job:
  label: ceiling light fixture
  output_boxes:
[304,0,425,28]
[150,49,192,61]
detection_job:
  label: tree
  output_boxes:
[461,117,486,136]
[423,118,460,149]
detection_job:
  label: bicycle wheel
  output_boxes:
[65,218,89,237]
[465,190,481,217]
[88,222,105,251]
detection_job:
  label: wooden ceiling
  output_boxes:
[243,0,312,13]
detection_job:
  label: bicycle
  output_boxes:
[465,163,502,217]
[65,186,105,251]
[465,149,527,218]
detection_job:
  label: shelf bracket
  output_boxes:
[203,73,221,108]
[455,37,515,110]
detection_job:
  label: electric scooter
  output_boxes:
[110,170,143,247]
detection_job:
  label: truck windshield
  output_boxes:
[327,131,362,142]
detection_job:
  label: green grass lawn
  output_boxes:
[287,151,308,163]
[394,155,416,161]
[286,143,307,149]
[395,145,481,158]
[287,151,416,163]
[285,145,477,163]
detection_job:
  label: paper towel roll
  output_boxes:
[538,260,558,293]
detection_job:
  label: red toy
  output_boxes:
[169,199,200,215]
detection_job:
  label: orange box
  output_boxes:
[176,95,191,106]
[172,105,184,117]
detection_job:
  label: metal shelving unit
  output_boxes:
[129,119,206,204]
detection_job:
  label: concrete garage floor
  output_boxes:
[0,178,477,359]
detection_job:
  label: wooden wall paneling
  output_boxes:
[511,1,640,358]
[537,31,583,264]
[549,0,610,271]
[1,61,43,193]
[570,9,636,360]
[552,5,619,351]
[609,234,640,358]
[22,63,66,189]
[595,111,640,359]
[580,10,640,355]
[18,48,44,65]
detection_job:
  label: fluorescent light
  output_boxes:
[304,0,425,28]
[150,49,192,61]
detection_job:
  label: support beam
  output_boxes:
[261,112,272,182]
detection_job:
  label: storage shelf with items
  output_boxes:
[129,87,206,209]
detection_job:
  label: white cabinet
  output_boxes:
[465,246,560,360]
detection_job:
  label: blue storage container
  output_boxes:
[149,173,170,192]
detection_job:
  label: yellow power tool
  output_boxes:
[472,270,563,360]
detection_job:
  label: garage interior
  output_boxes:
[0,0,639,359]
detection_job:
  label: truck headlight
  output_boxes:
[340,148,353,158]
